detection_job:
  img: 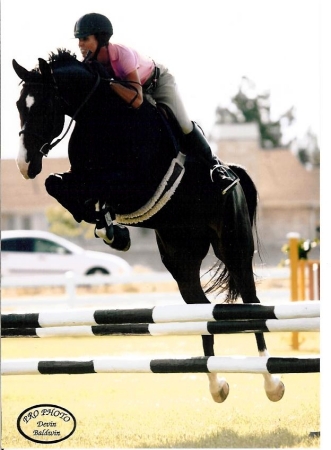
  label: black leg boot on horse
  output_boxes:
[45,174,130,252]
[93,201,131,252]
[184,122,240,195]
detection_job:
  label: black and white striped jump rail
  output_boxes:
[2,318,320,338]
[1,355,320,376]
[1,301,320,329]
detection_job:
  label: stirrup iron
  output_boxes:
[210,165,240,195]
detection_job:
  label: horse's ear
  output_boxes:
[12,59,30,81]
[12,59,42,83]
[38,58,54,83]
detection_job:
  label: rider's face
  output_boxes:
[78,35,98,58]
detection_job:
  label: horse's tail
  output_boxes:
[229,164,262,257]
[205,164,262,301]
[231,164,258,226]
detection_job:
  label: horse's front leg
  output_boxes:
[202,335,229,403]
[255,333,285,401]
[154,230,230,403]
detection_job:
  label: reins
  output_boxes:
[19,71,101,157]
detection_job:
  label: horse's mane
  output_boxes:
[30,49,78,74]
[48,48,78,64]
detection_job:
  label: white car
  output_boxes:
[1,230,132,277]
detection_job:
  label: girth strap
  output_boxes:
[116,152,186,225]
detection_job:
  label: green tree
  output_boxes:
[295,128,320,168]
[215,76,294,149]
[45,204,94,238]
[215,77,319,166]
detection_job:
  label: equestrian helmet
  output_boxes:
[74,13,113,39]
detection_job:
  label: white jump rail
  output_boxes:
[2,355,320,376]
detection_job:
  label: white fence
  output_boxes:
[1,272,184,311]
[1,268,290,312]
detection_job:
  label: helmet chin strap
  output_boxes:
[85,41,103,62]
[83,50,94,63]
[83,35,110,64]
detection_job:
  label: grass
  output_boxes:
[2,331,320,448]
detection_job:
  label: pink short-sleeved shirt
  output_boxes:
[107,43,154,85]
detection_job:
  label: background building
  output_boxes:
[1,124,320,268]
[210,123,320,261]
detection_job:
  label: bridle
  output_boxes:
[19,71,101,157]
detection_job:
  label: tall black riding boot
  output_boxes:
[184,122,239,195]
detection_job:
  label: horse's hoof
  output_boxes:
[266,379,285,402]
[210,378,229,403]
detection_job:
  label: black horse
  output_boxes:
[12,49,284,403]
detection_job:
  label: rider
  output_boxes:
[73,12,239,197]
[68,12,240,249]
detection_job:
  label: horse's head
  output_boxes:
[13,58,65,179]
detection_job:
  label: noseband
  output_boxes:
[19,72,101,157]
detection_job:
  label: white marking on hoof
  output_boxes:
[208,374,229,403]
[264,374,285,402]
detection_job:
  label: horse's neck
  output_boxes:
[59,79,96,118]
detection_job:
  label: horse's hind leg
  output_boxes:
[213,245,285,401]
[222,257,285,401]
[227,263,285,401]
[155,229,229,403]
[211,189,284,402]
[255,333,285,401]
[202,335,230,403]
